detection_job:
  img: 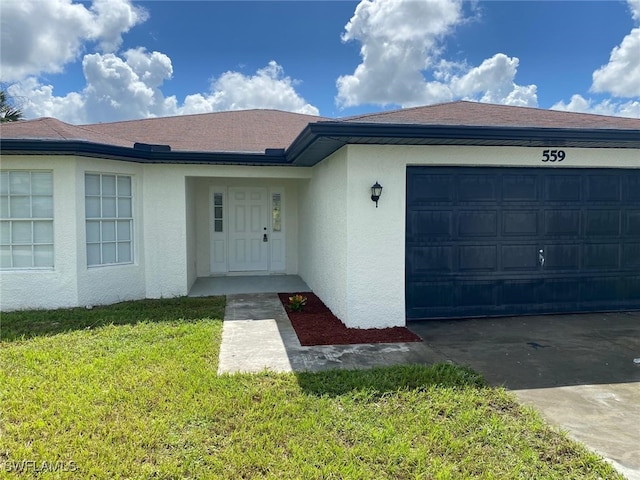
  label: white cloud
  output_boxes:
[551,95,640,119]
[0,0,147,82]
[10,52,318,123]
[591,28,640,97]
[178,61,319,116]
[336,0,537,108]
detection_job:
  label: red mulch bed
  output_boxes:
[278,292,422,346]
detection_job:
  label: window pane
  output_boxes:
[0,245,11,268]
[117,176,131,196]
[10,196,30,217]
[86,221,100,243]
[0,172,8,195]
[85,174,101,195]
[13,245,32,268]
[102,197,116,217]
[272,193,282,232]
[214,206,223,219]
[33,221,53,243]
[32,196,53,218]
[116,220,131,241]
[31,172,53,195]
[214,219,223,232]
[9,172,30,194]
[102,175,116,195]
[102,242,116,264]
[0,196,8,218]
[34,244,53,267]
[117,242,131,262]
[214,193,223,206]
[0,221,10,244]
[87,243,101,266]
[102,221,116,241]
[118,197,132,217]
[85,197,100,218]
[12,222,32,244]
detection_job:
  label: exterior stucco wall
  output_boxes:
[343,144,640,328]
[298,148,349,323]
[1,156,79,311]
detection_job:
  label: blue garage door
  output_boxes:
[406,167,640,320]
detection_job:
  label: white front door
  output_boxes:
[228,187,269,271]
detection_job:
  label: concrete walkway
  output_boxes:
[217,293,640,479]
[218,293,438,374]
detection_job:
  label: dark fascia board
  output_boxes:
[287,122,640,166]
[0,139,289,165]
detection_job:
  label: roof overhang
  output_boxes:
[0,139,288,165]
[2,122,639,166]
[287,122,640,166]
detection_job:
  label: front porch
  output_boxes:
[188,274,310,296]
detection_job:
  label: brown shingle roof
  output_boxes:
[0,110,325,153]
[84,109,325,152]
[340,101,640,130]
[1,102,638,155]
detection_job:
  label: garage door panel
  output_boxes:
[585,210,620,236]
[545,175,582,201]
[459,246,497,272]
[542,279,580,303]
[544,244,580,270]
[459,175,498,201]
[408,246,454,274]
[623,177,640,201]
[502,174,539,201]
[502,245,539,271]
[626,211,640,235]
[582,244,620,270]
[458,281,498,306]
[622,244,640,267]
[587,175,620,201]
[406,167,640,320]
[503,211,538,235]
[545,210,581,236]
[408,210,452,236]
[458,211,497,236]
[408,175,454,202]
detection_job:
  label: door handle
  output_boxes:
[263,228,268,242]
[538,249,545,267]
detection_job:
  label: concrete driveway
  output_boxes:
[409,311,640,480]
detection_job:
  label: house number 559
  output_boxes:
[541,149,566,162]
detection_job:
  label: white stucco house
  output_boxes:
[1,101,639,328]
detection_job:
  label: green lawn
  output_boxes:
[0,298,622,479]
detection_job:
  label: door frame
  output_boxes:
[209,185,285,274]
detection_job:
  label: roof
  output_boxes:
[1,101,639,165]
[340,101,640,130]
[0,109,325,153]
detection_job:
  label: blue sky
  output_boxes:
[2,0,639,123]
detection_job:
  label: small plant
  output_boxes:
[288,294,308,312]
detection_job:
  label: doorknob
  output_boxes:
[263,227,268,242]
[538,249,545,267]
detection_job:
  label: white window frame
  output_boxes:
[0,170,54,270]
[85,173,134,267]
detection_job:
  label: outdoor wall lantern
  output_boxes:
[371,181,383,208]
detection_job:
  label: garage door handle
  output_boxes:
[539,249,545,268]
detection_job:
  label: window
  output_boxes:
[213,192,223,232]
[272,193,282,232]
[85,173,133,266]
[0,171,54,269]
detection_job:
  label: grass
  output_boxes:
[0,298,623,479]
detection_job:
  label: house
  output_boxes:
[1,101,639,328]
